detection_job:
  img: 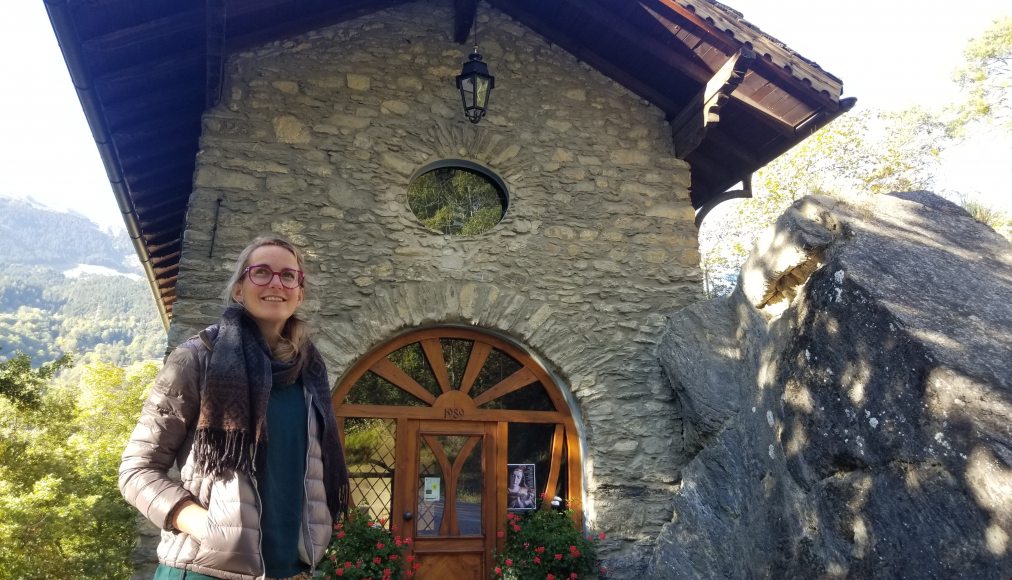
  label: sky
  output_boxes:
[1,1,1009,232]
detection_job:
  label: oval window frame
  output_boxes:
[405,159,510,236]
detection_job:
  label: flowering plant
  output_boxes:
[314,512,419,580]
[492,508,606,579]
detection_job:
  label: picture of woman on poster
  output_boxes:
[507,464,537,510]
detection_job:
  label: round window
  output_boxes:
[406,162,508,236]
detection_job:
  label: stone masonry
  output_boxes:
[169,0,701,572]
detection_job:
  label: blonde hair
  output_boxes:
[223,235,310,361]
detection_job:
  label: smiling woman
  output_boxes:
[118,235,351,580]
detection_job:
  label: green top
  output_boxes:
[258,377,309,577]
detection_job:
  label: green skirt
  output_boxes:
[153,564,221,580]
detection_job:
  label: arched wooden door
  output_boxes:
[332,327,582,580]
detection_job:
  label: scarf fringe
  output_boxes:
[192,427,257,477]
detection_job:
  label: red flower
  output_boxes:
[569,574,578,579]
[496,530,505,538]
[505,559,513,566]
[511,524,521,532]
[547,574,555,580]
[406,555,415,563]
[344,562,353,568]
[335,569,344,577]
[495,567,502,576]
[337,531,345,539]
[554,553,563,560]
[598,532,606,540]
[404,537,413,545]
[534,556,541,565]
[376,542,385,549]
[388,554,398,561]
[373,556,382,564]
[535,546,545,554]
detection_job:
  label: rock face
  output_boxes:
[650,192,1012,579]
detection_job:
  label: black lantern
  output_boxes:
[456,50,495,124]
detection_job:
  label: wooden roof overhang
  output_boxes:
[46,0,852,327]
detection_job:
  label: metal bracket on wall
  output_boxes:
[208,196,223,258]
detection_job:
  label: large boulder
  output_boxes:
[651,192,1012,579]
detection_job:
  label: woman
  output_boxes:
[120,236,349,580]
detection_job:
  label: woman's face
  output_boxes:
[511,469,523,487]
[232,245,304,337]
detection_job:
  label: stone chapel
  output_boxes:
[49,0,857,576]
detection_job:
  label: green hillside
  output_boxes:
[0,197,165,365]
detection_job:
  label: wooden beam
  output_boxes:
[694,173,752,227]
[453,0,478,44]
[671,48,755,159]
[489,0,683,114]
[206,0,226,107]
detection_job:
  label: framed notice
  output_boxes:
[506,463,537,511]
[423,477,440,502]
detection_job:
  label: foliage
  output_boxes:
[0,355,158,579]
[492,509,605,580]
[699,105,948,297]
[0,199,165,366]
[961,199,1012,241]
[407,168,505,235]
[315,512,414,579]
[0,351,72,408]
[954,17,1012,130]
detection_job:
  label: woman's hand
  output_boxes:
[173,500,209,537]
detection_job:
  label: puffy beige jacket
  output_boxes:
[119,331,334,580]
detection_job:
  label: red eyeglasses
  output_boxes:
[242,264,304,288]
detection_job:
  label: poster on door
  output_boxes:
[423,477,441,502]
[506,463,537,511]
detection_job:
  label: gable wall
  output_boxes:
[171,0,701,570]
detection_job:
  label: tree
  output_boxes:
[955,17,1012,130]
[0,351,71,408]
[0,355,157,579]
[699,105,948,296]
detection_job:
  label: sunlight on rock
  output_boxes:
[851,516,870,558]
[966,446,1012,519]
[784,417,808,456]
[842,360,871,405]
[986,524,1009,556]
[784,378,815,413]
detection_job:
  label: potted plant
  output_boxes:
[492,507,606,579]
[315,511,419,580]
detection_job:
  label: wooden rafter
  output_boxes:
[453,0,478,44]
[206,0,227,107]
[671,47,755,159]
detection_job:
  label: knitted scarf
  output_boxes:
[193,305,349,518]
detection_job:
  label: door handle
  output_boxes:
[403,511,413,521]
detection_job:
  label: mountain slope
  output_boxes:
[0,197,164,364]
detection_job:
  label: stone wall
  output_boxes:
[169,0,701,572]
